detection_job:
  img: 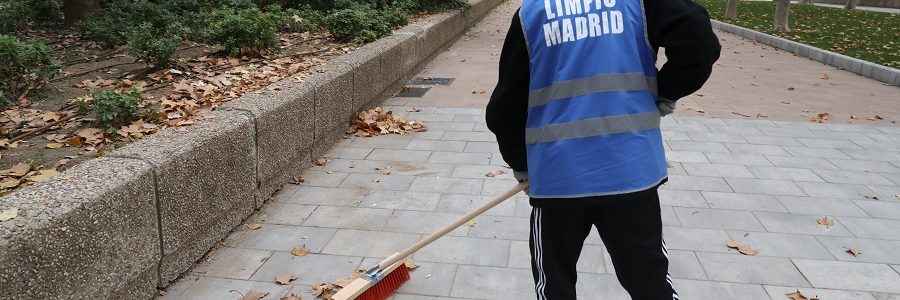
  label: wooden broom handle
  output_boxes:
[378,181,528,270]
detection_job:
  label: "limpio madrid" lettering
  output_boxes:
[541,0,625,47]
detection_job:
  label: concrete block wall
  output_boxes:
[0,0,505,298]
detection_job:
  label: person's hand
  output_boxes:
[656,98,676,117]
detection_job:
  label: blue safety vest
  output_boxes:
[519,0,667,198]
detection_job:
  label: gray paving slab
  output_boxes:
[409,177,485,195]
[813,169,895,186]
[741,135,805,147]
[303,206,393,230]
[696,252,810,286]
[747,166,825,182]
[726,143,790,156]
[724,178,807,196]
[190,247,273,280]
[796,137,864,150]
[384,210,469,236]
[793,259,900,293]
[441,131,497,142]
[367,149,433,162]
[406,139,468,152]
[754,212,855,237]
[449,266,535,299]
[282,186,369,206]
[428,151,492,164]
[326,146,374,159]
[159,276,296,300]
[815,236,900,265]
[349,135,413,149]
[775,196,870,217]
[763,286,877,300]
[658,189,709,208]
[683,163,755,178]
[662,130,692,141]
[359,190,442,211]
[435,194,518,216]
[341,173,416,191]
[687,132,749,143]
[839,217,900,240]
[667,140,730,153]
[795,181,876,199]
[853,200,900,220]
[320,229,422,258]
[224,225,337,253]
[452,164,514,179]
[299,170,350,187]
[249,252,363,286]
[464,141,501,153]
[703,152,774,166]
[668,250,707,280]
[674,207,766,231]
[702,191,787,212]
[765,155,840,170]
[663,226,733,253]
[706,125,765,136]
[665,151,710,163]
[663,175,734,192]
[252,202,317,226]
[673,279,771,299]
[414,236,510,267]
[726,231,834,260]
[466,215,530,240]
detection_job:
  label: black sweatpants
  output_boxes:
[529,190,677,300]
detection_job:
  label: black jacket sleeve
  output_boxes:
[646,0,722,101]
[486,3,721,174]
[485,12,530,174]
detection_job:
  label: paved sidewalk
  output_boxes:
[160,1,900,299]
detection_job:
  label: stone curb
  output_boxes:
[0,0,504,298]
[711,20,900,86]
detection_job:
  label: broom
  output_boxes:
[331,181,529,300]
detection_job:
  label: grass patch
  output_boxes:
[698,0,899,68]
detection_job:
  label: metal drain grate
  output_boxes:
[409,77,455,86]
[395,86,432,98]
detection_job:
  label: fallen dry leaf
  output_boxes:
[725,240,759,256]
[376,165,392,175]
[786,289,819,300]
[817,216,835,228]
[281,294,302,300]
[314,158,331,166]
[27,170,60,182]
[246,223,262,230]
[485,170,507,178]
[238,289,268,300]
[347,107,427,137]
[291,246,309,257]
[371,178,381,183]
[311,282,337,299]
[407,107,420,112]
[275,274,298,285]
[846,247,862,257]
[0,207,18,221]
[464,219,477,227]
[404,259,418,270]
[46,143,64,149]
[811,112,831,123]
[865,194,879,200]
[1,163,32,177]
[472,89,486,94]
[893,194,899,200]
[290,176,305,184]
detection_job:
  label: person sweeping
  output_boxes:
[486,0,721,299]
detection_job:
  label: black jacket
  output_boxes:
[487,0,721,207]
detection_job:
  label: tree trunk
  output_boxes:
[845,0,858,9]
[774,0,790,31]
[63,0,99,28]
[725,0,739,18]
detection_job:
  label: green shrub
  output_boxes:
[265,4,323,33]
[25,0,63,26]
[91,89,141,130]
[0,1,31,33]
[322,4,391,43]
[125,23,182,68]
[0,34,61,109]
[202,7,278,56]
[78,0,179,47]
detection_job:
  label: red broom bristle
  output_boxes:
[356,266,410,300]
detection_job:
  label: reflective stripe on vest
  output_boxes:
[519,0,668,198]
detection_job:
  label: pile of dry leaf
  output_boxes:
[347,107,427,137]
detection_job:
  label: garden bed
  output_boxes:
[0,0,467,197]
